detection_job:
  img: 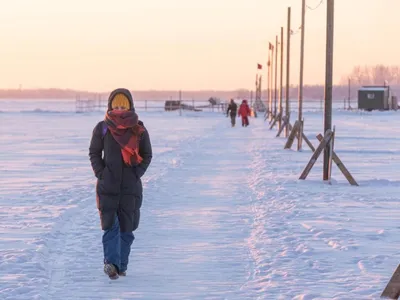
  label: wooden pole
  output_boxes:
[179,90,182,116]
[269,45,274,120]
[274,35,278,117]
[279,26,284,131]
[259,75,262,114]
[323,0,335,181]
[285,7,291,137]
[267,48,271,117]
[255,73,258,106]
[348,77,351,109]
[298,0,306,150]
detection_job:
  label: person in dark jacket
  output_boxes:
[89,88,152,280]
[226,99,238,127]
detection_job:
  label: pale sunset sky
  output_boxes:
[0,0,398,91]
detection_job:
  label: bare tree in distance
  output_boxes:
[340,64,400,86]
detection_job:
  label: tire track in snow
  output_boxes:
[240,124,385,299]
[240,124,340,298]
[46,196,93,299]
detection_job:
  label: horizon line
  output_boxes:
[0,83,391,94]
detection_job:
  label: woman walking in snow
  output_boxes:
[238,99,251,127]
[89,88,152,279]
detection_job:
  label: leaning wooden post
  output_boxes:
[382,264,400,299]
[284,120,300,149]
[327,126,335,183]
[299,129,332,180]
[315,133,358,186]
[283,120,315,152]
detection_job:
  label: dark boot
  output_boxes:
[104,263,119,280]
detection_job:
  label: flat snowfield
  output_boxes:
[1,100,400,299]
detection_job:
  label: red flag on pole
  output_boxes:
[257,63,262,70]
[269,42,273,50]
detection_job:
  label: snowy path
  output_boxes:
[2,109,400,299]
[42,117,260,300]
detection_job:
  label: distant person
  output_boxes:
[238,99,251,127]
[89,88,152,280]
[226,98,238,127]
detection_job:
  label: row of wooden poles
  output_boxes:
[262,0,309,147]
[256,0,358,186]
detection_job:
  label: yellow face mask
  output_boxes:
[111,93,130,110]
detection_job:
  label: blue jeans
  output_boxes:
[102,215,135,273]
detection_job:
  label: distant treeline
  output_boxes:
[3,65,398,101]
[2,85,400,102]
[340,64,400,86]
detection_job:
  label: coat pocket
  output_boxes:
[96,166,119,195]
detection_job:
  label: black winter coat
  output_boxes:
[89,120,152,232]
[226,102,238,116]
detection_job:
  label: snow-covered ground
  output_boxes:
[0,99,399,299]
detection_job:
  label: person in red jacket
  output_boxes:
[238,99,251,127]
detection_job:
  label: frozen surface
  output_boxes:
[1,99,400,299]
